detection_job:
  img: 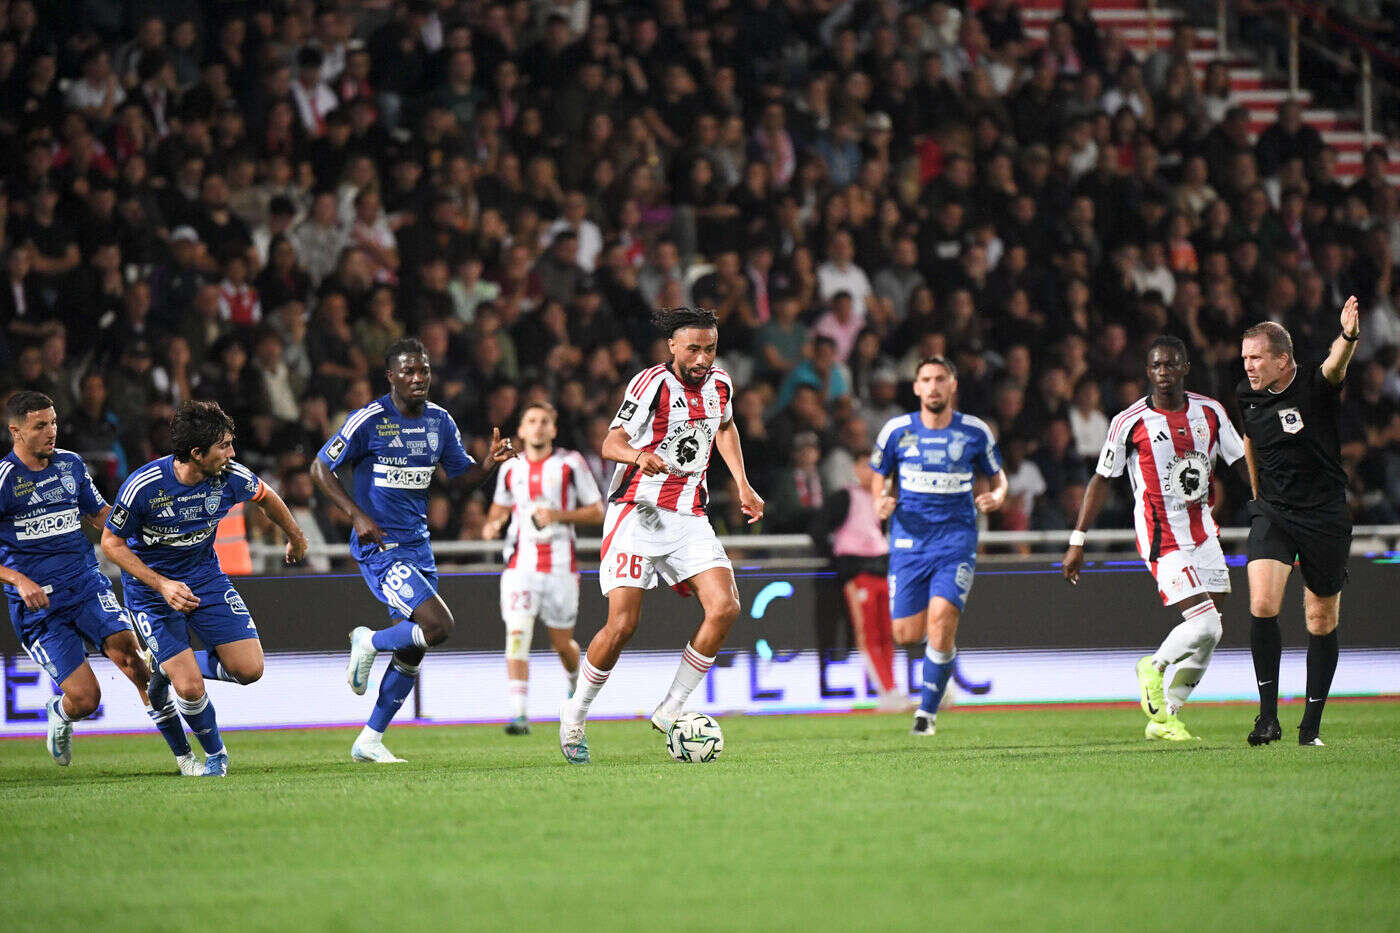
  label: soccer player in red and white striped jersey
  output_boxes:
[1063,336,1247,741]
[483,402,602,735]
[559,307,765,764]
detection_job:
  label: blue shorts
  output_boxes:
[9,568,133,685]
[123,571,259,664]
[357,541,439,622]
[888,549,977,618]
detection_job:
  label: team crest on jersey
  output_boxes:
[204,492,221,514]
[656,421,714,474]
[59,474,76,496]
[1278,407,1303,434]
[428,432,439,452]
[1191,418,1210,443]
[947,432,968,462]
[1164,450,1210,502]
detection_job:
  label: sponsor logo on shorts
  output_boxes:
[955,562,974,597]
[98,589,121,614]
[224,588,249,615]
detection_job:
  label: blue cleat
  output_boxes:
[147,661,171,710]
[202,751,229,777]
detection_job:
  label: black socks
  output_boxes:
[1251,615,1282,719]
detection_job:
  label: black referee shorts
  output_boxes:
[1246,503,1351,597]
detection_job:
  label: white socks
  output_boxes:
[507,679,528,718]
[658,643,716,713]
[565,657,610,721]
[1153,601,1223,714]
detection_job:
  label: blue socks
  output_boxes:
[367,655,419,732]
[195,650,243,684]
[372,620,428,652]
[176,693,224,756]
[919,647,956,717]
[147,702,192,757]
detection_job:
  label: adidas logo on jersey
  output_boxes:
[1154,431,1169,443]
[26,493,41,505]
[671,396,687,409]
[156,507,175,519]
[388,436,404,448]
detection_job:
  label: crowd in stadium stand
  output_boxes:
[1,0,1398,563]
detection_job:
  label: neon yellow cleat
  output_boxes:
[1145,715,1196,741]
[1136,656,1167,723]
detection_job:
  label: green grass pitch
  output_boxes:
[3,701,1398,932]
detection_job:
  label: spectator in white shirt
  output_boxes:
[290,46,338,138]
[67,48,125,125]
[543,190,603,272]
[817,229,873,320]
[1068,378,1109,463]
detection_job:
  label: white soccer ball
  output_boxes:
[665,712,724,763]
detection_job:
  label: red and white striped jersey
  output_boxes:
[1097,392,1245,559]
[607,363,734,515]
[492,448,601,573]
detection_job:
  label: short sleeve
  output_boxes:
[610,367,667,434]
[107,473,148,536]
[317,404,378,470]
[76,460,105,515]
[571,454,602,506]
[492,465,514,507]
[1097,412,1133,478]
[717,374,734,425]
[870,416,905,477]
[437,414,473,478]
[1213,404,1246,465]
[965,416,1002,476]
[227,462,266,503]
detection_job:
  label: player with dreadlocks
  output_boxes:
[558,307,764,763]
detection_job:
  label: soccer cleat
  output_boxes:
[1248,715,1283,746]
[46,696,73,766]
[504,716,531,735]
[201,751,229,777]
[346,626,377,696]
[1145,716,1196,741]
[1298,728,1325,747]
[147,661,171,710]
[909,713,936,737]
[1136,656,1167,723]
[351,735,405,763]
[649,702,680,735]
[559,703,590,764]
[176,753,203,776]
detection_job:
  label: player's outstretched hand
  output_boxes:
[874,495,897,520]
[158,578,200,612]
[636,451,668,476]
[1341,294,1360,337]
[1062,546,1084,585]
[486,427,516,465]
[284,533,308,565]
[739,485,765,524]
[15,574,48,609]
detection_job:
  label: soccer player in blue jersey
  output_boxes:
[870,357,1007,737]
[101,401,308,777]
[0,391,198,772]
[311,337,515,763]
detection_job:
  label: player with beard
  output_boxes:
[1238,299,1359,747]
[558,307,764,763]
[1063,337,1246,741]
[870,357,1007,737]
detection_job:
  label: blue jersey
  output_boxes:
[316,395,473,562]
[105,456,266,581]
[0,449,106,596]
[871,411,1001,550]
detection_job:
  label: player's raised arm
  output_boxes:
[1061,473,1112,584]
[1321,295,1361,386]
[714,419,764,523]
[453,426,517,491]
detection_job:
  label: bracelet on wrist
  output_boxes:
[1342,330,1360,342]
[1069,530,1086,548]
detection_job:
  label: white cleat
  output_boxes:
[351,728,405,763]
[176,753,204,776]
[649,702,680,735]
[559,702,590,764]
[346,626,377,696]
[46,696,73,766]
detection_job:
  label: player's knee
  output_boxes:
[1304,610,1337,636]
[231,660,264,684]
[1249,596,1282,618]
[170,673,206,701]
[606,609,640,640]
[709,595,741,627]
[505,616,534,661]
[65,687,101,718]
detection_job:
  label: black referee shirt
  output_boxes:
[1237,364,1350,532]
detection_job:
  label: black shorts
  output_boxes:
[1246,504,1351,597]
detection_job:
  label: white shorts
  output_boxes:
[599,501,732,595]
[1150,536,1231,606]
[499,567,579,629]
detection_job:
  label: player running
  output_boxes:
[102,400,308,777]
[1239,301,1358,747]
[482,402,603,735]
[312,337,514,763]
[0,391,197,772]
[870,356,1006,738]
[558,307,764,764]
[1062,336,1245,741]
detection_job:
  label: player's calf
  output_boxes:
[413,597,455,646]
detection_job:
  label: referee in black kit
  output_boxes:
[1237,296,1360,747]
